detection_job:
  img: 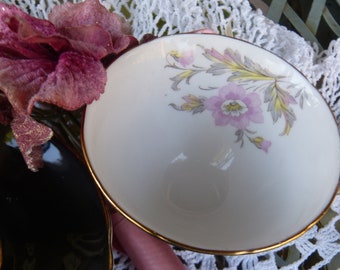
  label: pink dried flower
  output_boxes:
[0,0,138,171]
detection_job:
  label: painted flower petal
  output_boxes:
[169,50,195,67]
[29,51,106,111]
[229,115,250,130]
[204,83,264,130]
[249,136,272,153]
[213,111,231,126]
[247,106,264,123]
[204,96,223,111]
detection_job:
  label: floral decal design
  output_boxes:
[204,84,263,129]
[167,45,306,152]
[168,50,195,67]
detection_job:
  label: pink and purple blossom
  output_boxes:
[170,50,195,67]
[250,136,272,153]
[204,83,264,130]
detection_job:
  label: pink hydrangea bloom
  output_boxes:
[204,83,264,129]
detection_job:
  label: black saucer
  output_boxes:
[0,125,110,270]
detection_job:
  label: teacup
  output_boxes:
[82,34,340,254]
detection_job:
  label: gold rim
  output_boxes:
[81,34,340,255]
[78,140,340,256]
[81,127,339,255]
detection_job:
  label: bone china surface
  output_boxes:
[82,34,340,254]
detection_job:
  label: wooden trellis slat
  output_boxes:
[249,0,340,49]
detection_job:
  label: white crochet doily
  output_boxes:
[4,0,340,269]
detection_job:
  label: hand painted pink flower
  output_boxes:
[204,83,264,129]
[250,137,272,153]
[169,50,194,67]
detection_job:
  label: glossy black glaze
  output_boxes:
[0,125,109,270]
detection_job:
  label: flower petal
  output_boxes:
[48,0,136,57]
[11,111,53,172]
[0,57,56,113]
[204,96,223,111]
[0,2,67,58]
[49,0,131,35]
[57,25,112,59]
[30,51,106,111]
